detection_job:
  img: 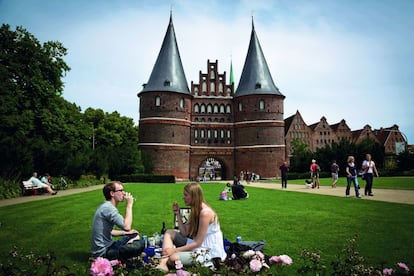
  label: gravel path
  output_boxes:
[1,182,413,207]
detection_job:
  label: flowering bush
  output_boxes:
[90,257,119,276]
[382,262,410,275]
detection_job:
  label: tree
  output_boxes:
[0,24,70,179]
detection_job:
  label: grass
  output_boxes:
[0,179,413,274]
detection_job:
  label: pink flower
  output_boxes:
[176,269,191,276]
[278,254,293,265]
[243,250,255,258]
[175,260,183,269]
[255,251,265,260]
[90,257,114,276]
[383,268,394,275]
[249,258,263,272]
[269,255,281,264]
[397,262,410,272]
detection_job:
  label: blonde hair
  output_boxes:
[347,156,355,163]
[185,182,210,238]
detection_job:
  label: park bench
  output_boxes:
[21,181,45,196]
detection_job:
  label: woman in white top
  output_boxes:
[362,154,379,196]
[157,182,226,272]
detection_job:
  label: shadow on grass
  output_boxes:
[68,250,90,263]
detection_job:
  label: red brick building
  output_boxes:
[138,16,285,180]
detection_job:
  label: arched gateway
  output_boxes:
[138,15,285,180]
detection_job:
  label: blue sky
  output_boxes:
[1,0,413,143]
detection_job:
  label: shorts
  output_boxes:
[331,173,338,180]
[173,232,195,266]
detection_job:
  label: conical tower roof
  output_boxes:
[140,14,190,94]
[235,19,283,97]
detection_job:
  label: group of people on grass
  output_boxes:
[279,153,379,198]
[91,181,227,272]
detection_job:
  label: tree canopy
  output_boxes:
[0,24,143,180]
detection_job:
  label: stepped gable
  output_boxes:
[235,18,283,97]
[140,13,190,94]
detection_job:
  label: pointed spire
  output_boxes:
[141,13,190,94]
[229,57,234,86]
[235,19,282,97]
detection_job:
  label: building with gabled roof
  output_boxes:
[330,119,352,142]
[374,124,407,155]
[284,110,311,157]
[138,15,285,180]
[308,116,337,151]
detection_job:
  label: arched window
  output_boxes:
[220,129,225,138]
[207,129,211,139]
[202,82,207,93]
[180,98,184,108]
[210,82,215,93]
[219,83,223,93]
[220,104,225,114]
[200,129,205,138]
[207,104,212,113]
[155,96,161,106]
[213,104,219,113]
[200,104,206,113]
[238,102,242,111]
[226,104,231,113]
[194,104,199,113]
[259,99,265,110]
[194,129,198,138]
[227,130,231,138]
[214,129,218,138]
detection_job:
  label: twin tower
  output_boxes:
[138,14,286,180]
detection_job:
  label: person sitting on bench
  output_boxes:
[29,172,57,195]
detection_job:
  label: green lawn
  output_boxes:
[0,180,413,274]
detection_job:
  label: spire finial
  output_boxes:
[251,10,255,29]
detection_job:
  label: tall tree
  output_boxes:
[0,24,70,178]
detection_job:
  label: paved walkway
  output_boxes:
[1,182,413,207]
[247,182,414,205]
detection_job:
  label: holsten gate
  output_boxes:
[138,15,286,180]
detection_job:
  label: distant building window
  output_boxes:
[259,99,265,110]
[155,96,161,106]
[180,98,184,108]
[210,82,215,92]
[200,104,206,113]
[213,104,219,113]
[194,129,198,138]
[238,102,242,111]
[194,104,199,113]
[207,104,212,113]
[220,104,225,114]
[255,82,261,89]
[226,104,231,113]
[164,80,171,86]
[219,83,223,93]
[202,82,207,93]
